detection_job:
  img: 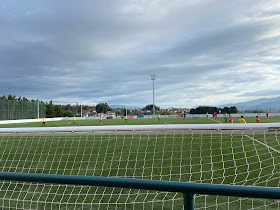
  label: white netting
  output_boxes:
[0,124,280,209]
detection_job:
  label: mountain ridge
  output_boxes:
[110,105,141,109]
[219,96,280,111]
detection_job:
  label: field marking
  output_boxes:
[245,135,280,154]
[209,118,222,124]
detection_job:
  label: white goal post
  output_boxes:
[0,123,280,134]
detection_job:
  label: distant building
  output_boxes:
[106,111,116,119]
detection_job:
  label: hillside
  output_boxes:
[220,96,280,111]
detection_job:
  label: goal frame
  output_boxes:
[0,124,280,209]
[0,123,280,135]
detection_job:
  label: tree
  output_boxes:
[142,104,160,111]
[95,103,113,113]
[229,106,238,113]
[221,107,230,113]
[0,95,7,100]
[190,106,219,114]
[65,110,74,117]
[190,106,238,114]
[190,109,196,114]
[221,106,238,113]
[196,106,207,114]
[46,100,56,117]
[8,95,16,100]
[54,105,64,117]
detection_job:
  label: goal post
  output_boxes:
[0,124,280,209]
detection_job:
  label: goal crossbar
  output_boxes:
[0,123,280,134]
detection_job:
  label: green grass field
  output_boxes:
[0,116,280,128]
[0,117,280,209]
[0,128,280,208]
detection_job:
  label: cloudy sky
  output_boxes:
[1,0,280,108]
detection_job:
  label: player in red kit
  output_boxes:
[266,112,269,120]
[256,116,260,123]
[229,113,233,123]
[214,112,217,120]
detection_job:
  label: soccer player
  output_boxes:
[42,117,46,126]
[229,113,233,123]
[206,112,208,119]
[238,116,246,123]
[125,115,128,123]
[266,111,269,120]
[183,113,186,120]
[73,116,76,124]
[256,116,260,123]
[158,114,160,121]
[214,112,217,120]
[99,115,103,124]
[224,113,228,122]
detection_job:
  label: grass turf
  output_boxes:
[0,117,280,208]
[0,131,280,209]
[0,116,279,128]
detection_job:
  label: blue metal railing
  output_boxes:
[0,172,280,209]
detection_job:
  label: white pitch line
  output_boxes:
[209,118,222,124]
[245,135,280,154]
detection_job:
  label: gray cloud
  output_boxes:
[1,0,280,107]
[239,89,280,97]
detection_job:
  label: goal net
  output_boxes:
[0,124,280,209]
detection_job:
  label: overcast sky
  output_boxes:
[1,0,280,108]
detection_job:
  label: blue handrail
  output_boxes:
[0,172,279,209]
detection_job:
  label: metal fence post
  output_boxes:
[184,193,194,210]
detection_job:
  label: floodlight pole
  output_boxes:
[37,99,39,119]
[150,74,156,116]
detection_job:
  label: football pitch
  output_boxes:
[0,118,280,209]
[0,116,280,128]
[0,130,280,209]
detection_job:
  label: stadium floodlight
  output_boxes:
[150,74,156,116]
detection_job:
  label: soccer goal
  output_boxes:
[0,124,280,209]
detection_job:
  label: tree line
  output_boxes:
[0,95,90,118]
[189,106,238,114]
[1,95,238,118]
[1,94,34,101]
[46,101,96,118]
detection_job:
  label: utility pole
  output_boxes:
[150,74,156,116]
[37,99,39,119]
